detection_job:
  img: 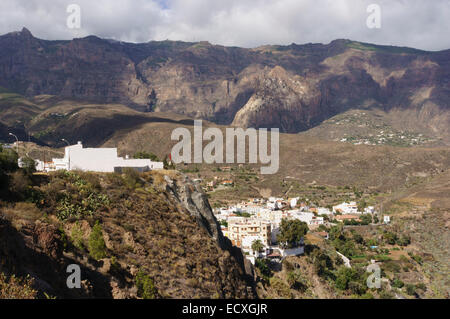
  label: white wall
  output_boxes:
[56,142,163,172]
[68,145,119,172]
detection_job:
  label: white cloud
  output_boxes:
[0,0,448,50]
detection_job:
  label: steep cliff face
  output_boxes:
[0,29,449,138]
[0,170,254,298]
[232,66,319,132]
[164,174,225,246]
[164,174,255,291]
[0,28,150,107]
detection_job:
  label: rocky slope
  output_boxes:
[0,169,254,298]
[0,28,449,141]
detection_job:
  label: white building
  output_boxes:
[289,197,299,208]
[317,207,333,216]
[364,206,376,214]
[226,219,271,249]
[278,246,305,257]
[38,142,163,173]
[333,202,359,214]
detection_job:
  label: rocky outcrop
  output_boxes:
[163,174,256,296]
[0,171,256,299]
[164,174,224,245]
[232,66,319,132]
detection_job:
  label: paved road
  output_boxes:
[336,251,351,268]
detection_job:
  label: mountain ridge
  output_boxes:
[0,28,449,143]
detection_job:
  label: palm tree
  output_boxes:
[251,239,264,255]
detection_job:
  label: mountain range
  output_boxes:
[0,28,449,144]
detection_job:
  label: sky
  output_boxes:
[0,0,449,51]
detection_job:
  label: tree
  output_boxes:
[360,214,372,225]
[251,239,264,254]
[277,219,308,248]
[219,220,228,227]
[335,267,353,290]
[383,231,398,245]
[357,200,367,212]
[396,235,411,246]
[88,221,107,260]
[255,259,272,281]
[0,147,18,172]
[312,250,333,278]
[335,267,358,290]
[8,170,32,199]
[329,224,344,241]
[21,156,37,176]
[135,270,157,299]
[0,147,18,197]
[353,233,364,245]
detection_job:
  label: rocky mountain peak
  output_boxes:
[20,27,33,38]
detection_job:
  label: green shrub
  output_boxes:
[71,222,85,251]
[8,170,32,200]
[335,266,368,295]
[0,273,37,299]
[412,254,423,264]
[255,259,273,281]
[383,231,397,245]
[45,171,109,220]
[269,277,291,298]
[379,291,395,299]
[135,270,158,299]
[392,278,404,288]
[416,283,427,292]
[335,267,355,290]
[406,284,416,296]
[382,261,401,273]
[396,235,411,246]
[55,189,109,221]
[88,221,107,260]
[287,270,308,291]
[123,168,143,189]
[277,218,308,248]
[134,151,159,161]
[20,156,37,176]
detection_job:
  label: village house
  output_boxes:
[289,211,324,226]
[364,206,376,214]
[33,142,163,173]
[226,219,271,250]
[289,197,299,208]
[236,202,265,215]
[333,201,359,214]
[317,207,333,215]
[221,180,234,186]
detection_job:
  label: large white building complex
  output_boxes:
[32,142,163,173]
